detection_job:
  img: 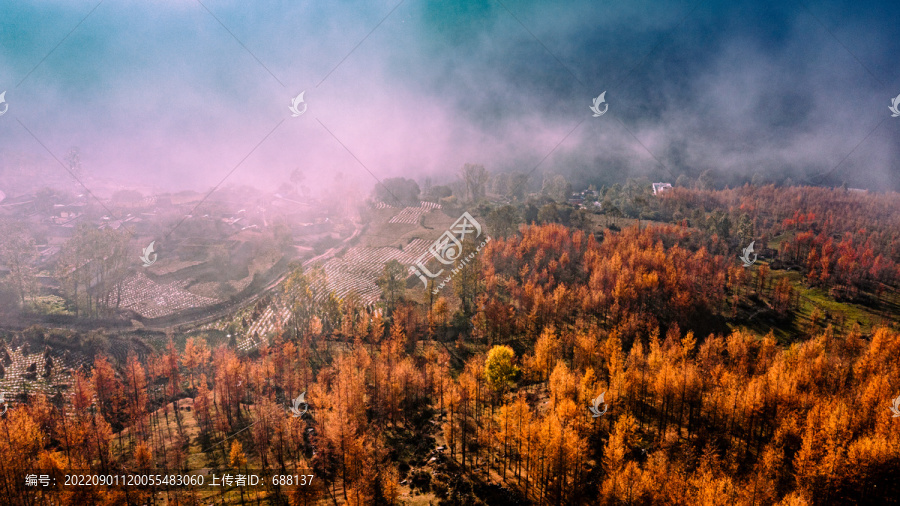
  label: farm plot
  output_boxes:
[0,345,84,401]
[387,202,442,224]
[204,218,434,350]
[235,334,264,353]
[320,238,433,306]
[245,304,290,341]
[120,272,220,319]
[142,259,204,276]
[220,239,433,349]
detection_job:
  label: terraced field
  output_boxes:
[216,202,445,349]
[387,202,442,224]
[0,345,86,402]
[320,238,433,305]
[120,272,220,318]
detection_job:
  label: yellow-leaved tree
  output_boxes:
[484,345,519,396]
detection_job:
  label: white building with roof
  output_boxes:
[652,183,672,195]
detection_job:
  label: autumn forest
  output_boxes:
[1,184,899,505]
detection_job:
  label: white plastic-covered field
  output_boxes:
[245,304,290,341]
[119,272,220,318]
[387,202,442,224]
[228,238,433,348]
[0,346,82,400]
[320,238,433,306]
[218,204,443,347]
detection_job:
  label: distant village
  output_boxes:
[0,182,355,322]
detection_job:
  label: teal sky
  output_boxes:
[0,0,898,194]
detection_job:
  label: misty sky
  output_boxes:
[1,0,898,195]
